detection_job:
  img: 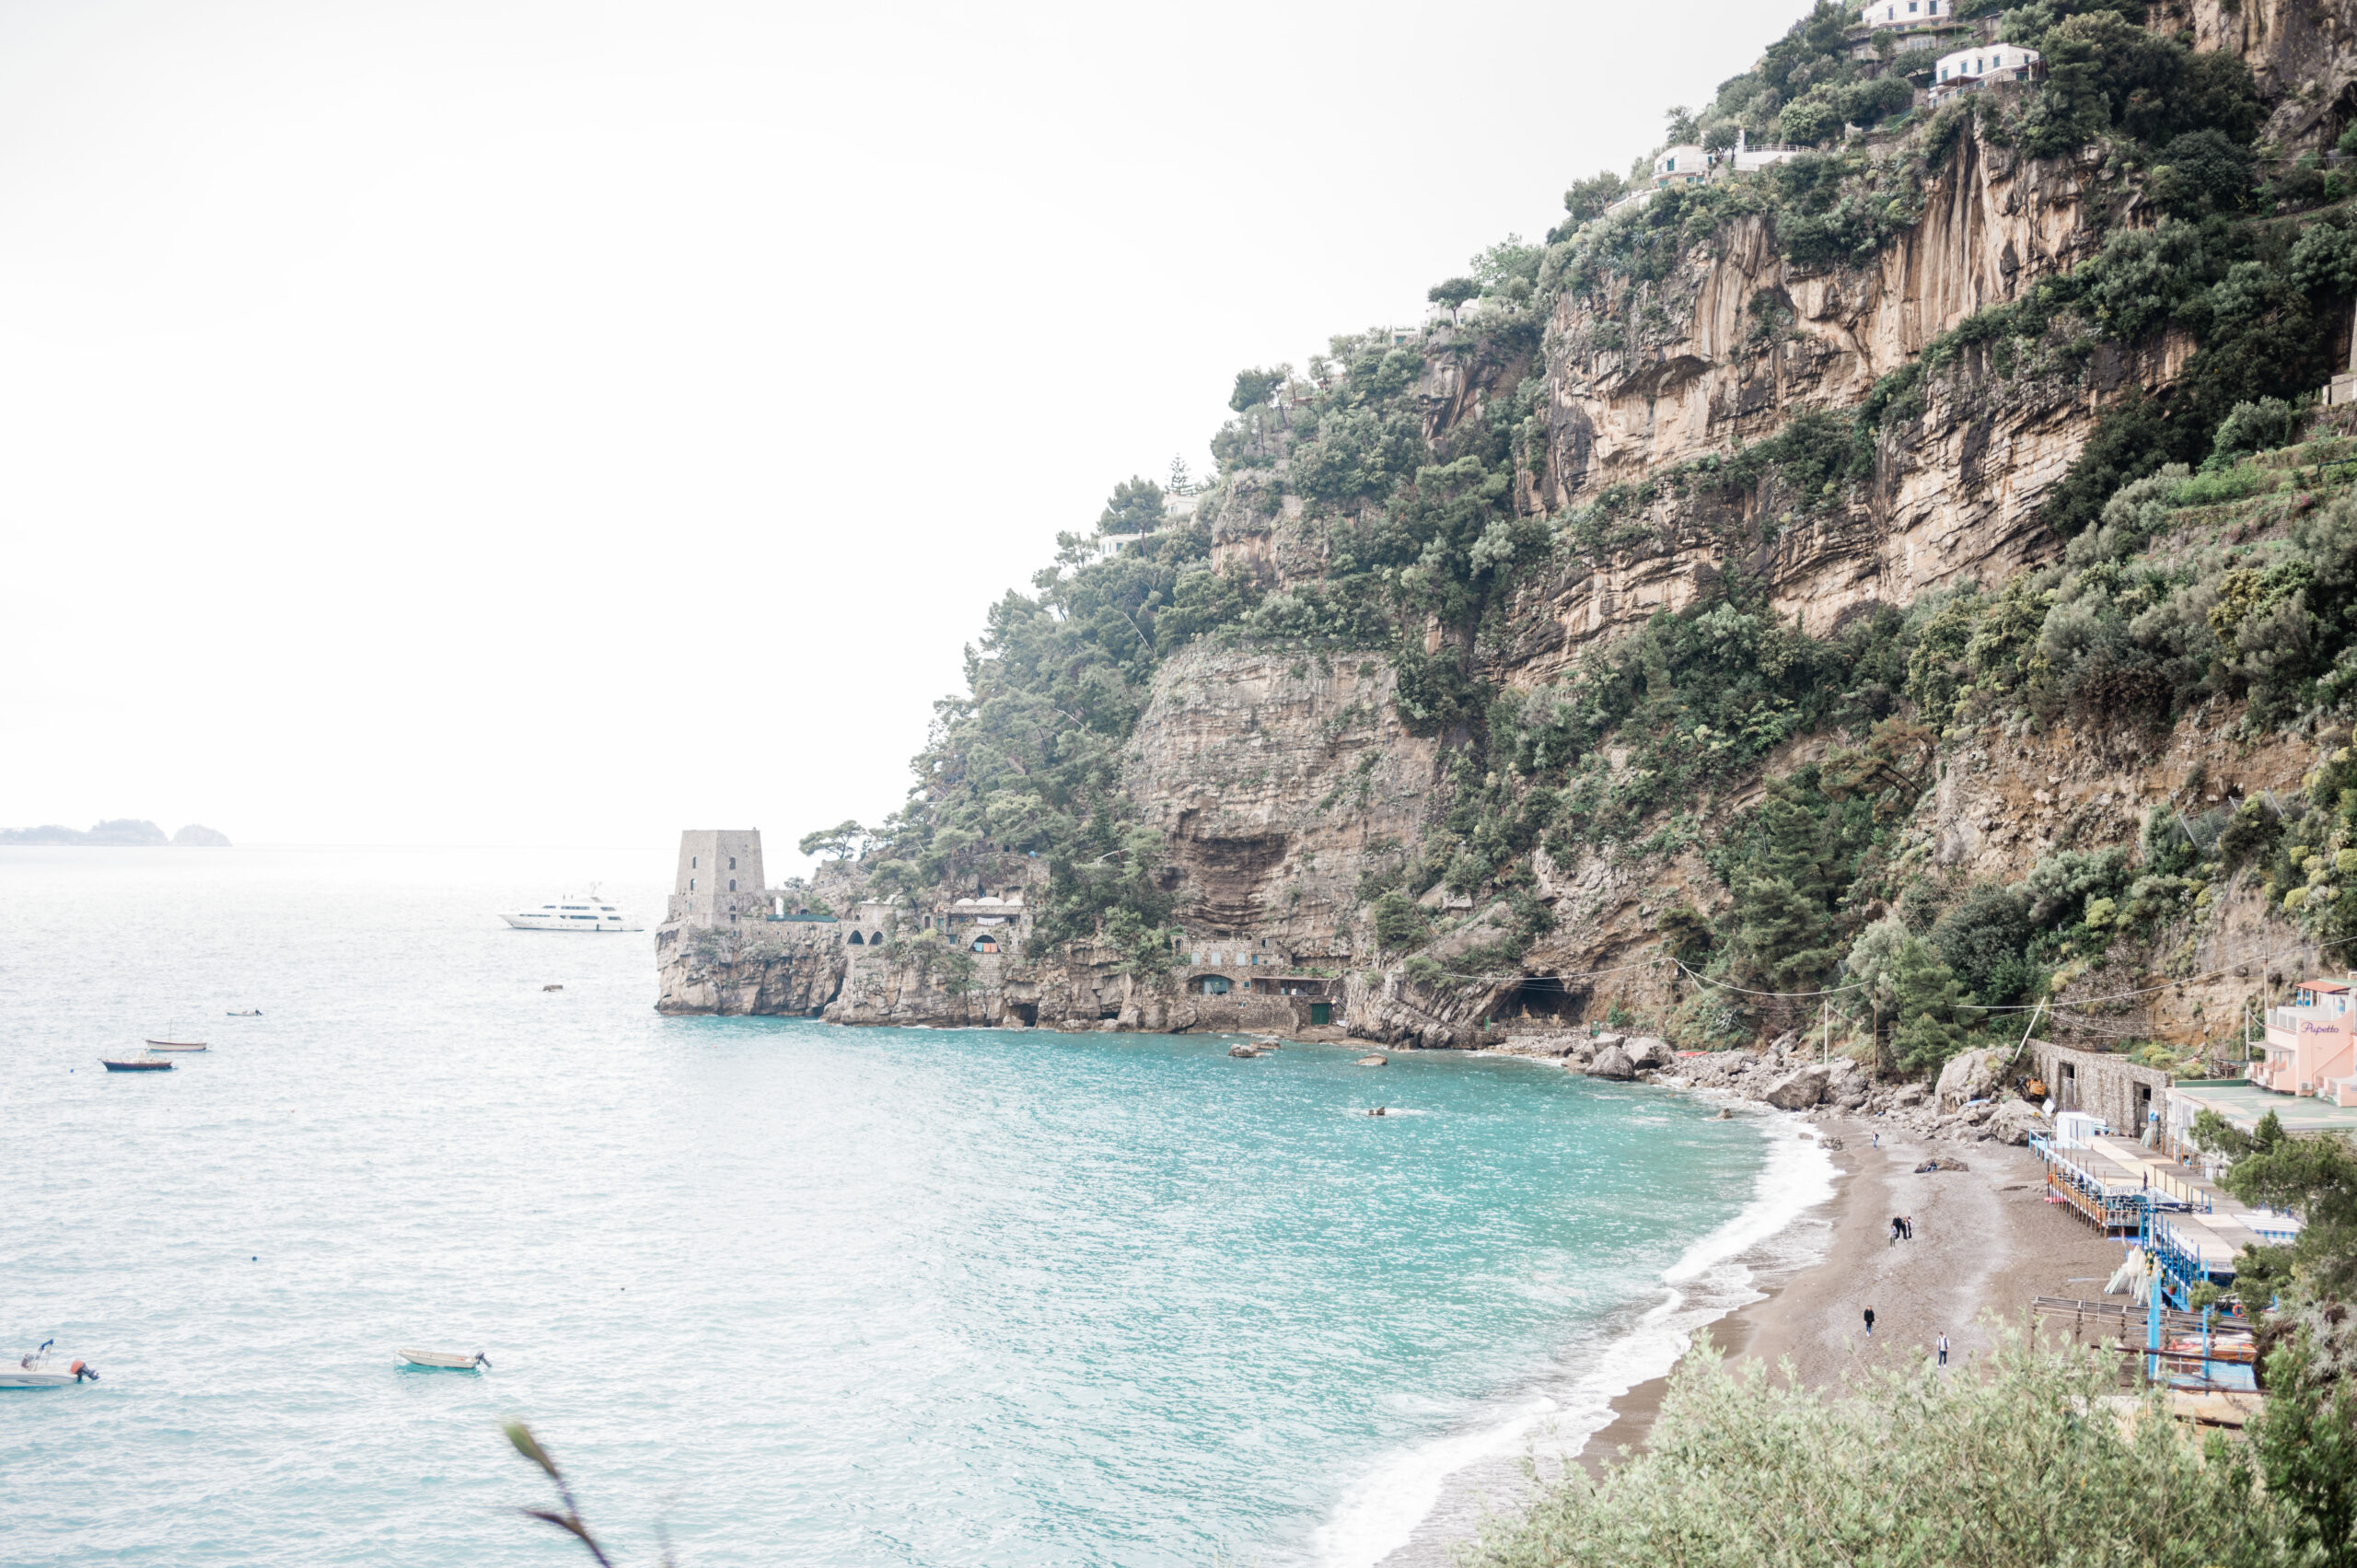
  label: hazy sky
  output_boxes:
[0,0,1782,863]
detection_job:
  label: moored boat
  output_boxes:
[399,1348,492,1371]
[102,1058,175,1072]
[144,1039,208,1051]
[497,886,643,933]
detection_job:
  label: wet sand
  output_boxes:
[1577,1115,2128,1468]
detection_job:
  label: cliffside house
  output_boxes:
[1728,128,1805,174]
[1860,0,1949,27]
[1653,145,1708,187]
[1848,0,1971,55]
[940,893,1029,953]
[1930,44,2042,102]
[2251,977,2357,1103]
[842,899,895,947]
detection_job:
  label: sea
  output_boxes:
[0,845,1835,1567]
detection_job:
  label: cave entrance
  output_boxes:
[1511,975,1579,1020]
[1009,1002,1039,1027]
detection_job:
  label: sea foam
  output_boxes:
[1306,1112,1839,1568]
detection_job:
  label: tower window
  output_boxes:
[728,879,737,891]
[729,857,737,870]
[690,877,696,891]
[691,856,698,868]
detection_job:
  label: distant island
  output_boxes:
[0,819,230,846]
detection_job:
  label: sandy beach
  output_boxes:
[1576,1114,2129,1466]
[1364,1100,2131,1568]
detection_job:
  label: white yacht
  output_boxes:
[499,892,644,933]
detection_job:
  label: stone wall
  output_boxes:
[2028,1040,2174,1137]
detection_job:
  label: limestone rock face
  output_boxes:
[1123,645,1440,953]
[1586,1047,1637,1081]
[1515,128,2136,666]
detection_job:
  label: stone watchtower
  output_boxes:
[669,829,767,926]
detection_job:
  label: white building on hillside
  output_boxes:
[1933,42,2041,99]
[1861,0,1951,25]
[1653,145,1708,186]
[1729,128,1805,173]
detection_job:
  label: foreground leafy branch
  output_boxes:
[505,1422,674,1568]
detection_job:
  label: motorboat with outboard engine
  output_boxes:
[399,1349,492,1372]
[4,1342,99,1388]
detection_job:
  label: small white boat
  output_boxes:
[398,1348,491,1371]
[4,1342,99,1388]
[144,1040,208,1052]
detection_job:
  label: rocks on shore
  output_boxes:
[1934,1047,2007,1109]
[1355,1053,1388,1067]
[1585,1045,1637,1081]
[1648,1036,2049,1147]
[1478,1027,2045,1149]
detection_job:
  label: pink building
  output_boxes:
[2256,978,2357,1102]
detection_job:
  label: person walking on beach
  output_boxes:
[1936,1332,1949,1367]
[1864,1307,1875,1337]
[1889,1216,1903,1246]
[1901,1214,1914,1240]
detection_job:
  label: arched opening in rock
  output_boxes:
[1508,974,1580,1019]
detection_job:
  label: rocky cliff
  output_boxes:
[1123,645,1440,948]
[656,921,846,1016]
[1525,132,2135,652]
[665,8,2357,1084]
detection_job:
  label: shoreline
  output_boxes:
[1352,1090,1840,1568]
[1355,1064,2126,1568]
[1573,1109,2128,1470]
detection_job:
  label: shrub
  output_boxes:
[1930,885,2037,1005]
[2149,128,2255,218]
[1778,94,1840,147]
[1463,1332,2268,1568]
[2024,845,2131,925]
[2210,396,2302,463]
[1372,891,1431,953]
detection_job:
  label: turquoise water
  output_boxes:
[2,846,1821,1566]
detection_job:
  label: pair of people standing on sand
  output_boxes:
[1860,1310,1953,1368]
[1887,1214,1914,1244]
